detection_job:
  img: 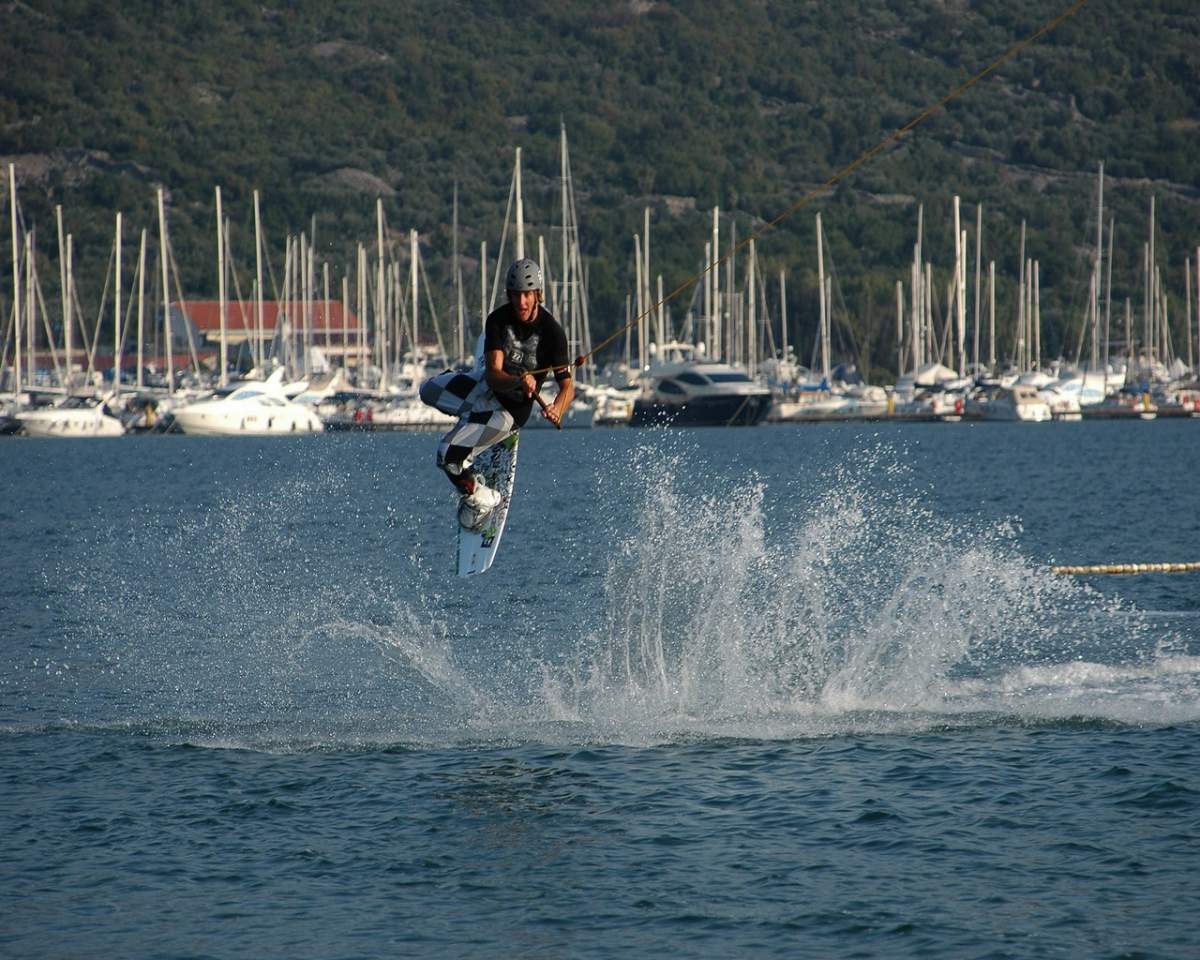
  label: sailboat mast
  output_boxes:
[1092,162,1104,371]
[341,273,350,378]
[215,187,227,386]
[514,147,524,261]
[711,207,719,359]
[726,219,736,364]
[1034,260,1041,371]
[1104,217,1115,383]
[357,243,367,380]
[8,164,20,393]
[157,187,173,395]
[913,203,923,372]
[23,231,32,392]
[953,196,964,376]
[988,260,995,372]
[253,191,264,371]
[376,198,387,391]
[780,269,789,368]
[634,232,645,372]
[452,181,462,362]
[55,205,70,389]
[1187,257,1194,373]
[410,228,419,380]
[319,261,328,352]
[300,232,310,378]
[1146,197,1155,367]
[560,124,569,328]
[479,240,487,334]
[1017,220,1027,371]
[136,228,146,389]
[817,213,829,383]
[114,211,122,398]
[703,240,712,352]
[973,203,982,374]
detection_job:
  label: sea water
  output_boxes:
[1,421,1197,958]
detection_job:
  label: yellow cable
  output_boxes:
[539,0,1093,376]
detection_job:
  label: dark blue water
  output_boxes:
[2,422,1198,958]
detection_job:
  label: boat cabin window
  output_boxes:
[676,372,710,386]
[707,372,753,383]
[657,380,686,395]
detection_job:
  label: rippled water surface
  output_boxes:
[2,421,1198,958]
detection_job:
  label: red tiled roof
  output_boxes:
[173,300,360,332]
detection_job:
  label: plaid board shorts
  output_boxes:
[419,369,518,477]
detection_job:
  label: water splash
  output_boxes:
[541,439,1199,734]
[46,434,1200,747]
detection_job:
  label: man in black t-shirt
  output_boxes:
[419,257,574,523]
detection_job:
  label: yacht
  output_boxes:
[171,373,323,436]
[978,384,1052,422]
[630,346,772,427]
[17,394,127,437]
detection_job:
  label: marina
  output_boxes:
[5,152,1198,438]
[4,4,1200,957]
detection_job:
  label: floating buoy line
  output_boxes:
[1051,562,1200,576]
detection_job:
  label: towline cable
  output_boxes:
[536,0,1094,378]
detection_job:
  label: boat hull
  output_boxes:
[172,410,322,435]
[630,393,772,427]
[19,410,125,437]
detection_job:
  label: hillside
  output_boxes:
[3,0,1199,378]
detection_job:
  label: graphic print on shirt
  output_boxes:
[502,326,541,377]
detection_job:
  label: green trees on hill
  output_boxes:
[2,0,1198,376]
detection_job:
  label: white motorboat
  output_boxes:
[978,384,1052,422]
[18,395,126,437]
[171,374,323,436]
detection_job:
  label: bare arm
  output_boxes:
[485,348,536,397]
[546,374,574,426]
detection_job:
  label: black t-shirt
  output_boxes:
[483,303,570,425]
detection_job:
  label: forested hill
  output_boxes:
[3,0,1198,377]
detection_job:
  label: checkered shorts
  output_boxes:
[419,369,517,477]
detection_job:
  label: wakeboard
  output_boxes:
[456,431,519,577]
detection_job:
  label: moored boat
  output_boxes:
[171,372,322,435]
[17,395,127,437]
[630,357,772,427]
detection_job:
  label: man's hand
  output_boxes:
[521,372,537,398]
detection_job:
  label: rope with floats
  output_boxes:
[542,0,1094,377]
[1052,562,1200,576]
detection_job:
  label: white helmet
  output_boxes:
[505,257,543,292]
